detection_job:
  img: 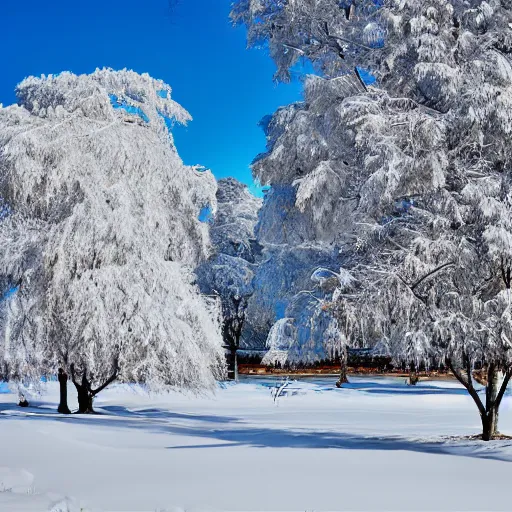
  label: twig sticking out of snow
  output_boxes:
[271,378,290,403]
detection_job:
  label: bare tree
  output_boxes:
[222,296,248,380]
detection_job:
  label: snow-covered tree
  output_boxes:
[0,69,225,411]
[231,0,385,83]
[209,178,261,264]
[196,178,261,379]
[243,73,371,371]
[229,3,383,367]
[234,0,512,438]
[334,0,512,439]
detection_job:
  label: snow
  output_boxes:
[0,69,225,391]
[232,0,512,378]
[1,376,512,511]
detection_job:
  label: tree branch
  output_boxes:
[70,363,80,390]
[485,362,496,412]
[330,34,375,51]
[396,273,429,308]
[465,355,474,389]
[354,67,368,92]
[494,367,512,410]
[322,21,345,60]
[282,43,305,55]
[446,357,467,387]
[446,358,486,418]
[500,257,511,289]
[91,366,119,396]
[410,262,455,291]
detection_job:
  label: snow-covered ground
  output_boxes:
[1,376,512,511]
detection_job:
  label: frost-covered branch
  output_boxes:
[446,358,486,419]
[0,69,226,393]
[410,262,455,291]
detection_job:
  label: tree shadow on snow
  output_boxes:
[100,405,238,424]
[1,377,509,463]
[340,380,470,396]
[2,400,512,464]
[0,400,240,426]
[163,425,512,464]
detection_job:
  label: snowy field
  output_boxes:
[1,376,512,512]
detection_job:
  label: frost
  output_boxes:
[232,0,512,401]
[196,178,261,352]
[0,69,225,390]
[311,267,355,290]
[261,318,296,366]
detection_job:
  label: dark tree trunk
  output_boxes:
[70,363,118,414]
[408,363,419,386]
[221,295,247,381]
[481,366,502,440]
[336,346,349,388]
[18,396,29,407]
[76,385,95,414]
[481,407,499,441]
[74,369,95,414]
[57,368,71,414]
[227,348,238,381]
[447,358,511,441]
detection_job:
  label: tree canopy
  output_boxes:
[0,69,225,391]
[233,0,512,437]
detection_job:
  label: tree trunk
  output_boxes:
[233,349,238,381]
[336,346,349,388]
[227,348,238,381]
[70,363,118,414]
[481,407,499,441]
[57,368,71,414]
[481,367,502,440]
[408,363,419,386]
[75,378,95,414]
[447,358,511,441]
[76,386,94,413]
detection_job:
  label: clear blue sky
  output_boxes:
[0,0,304,191]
